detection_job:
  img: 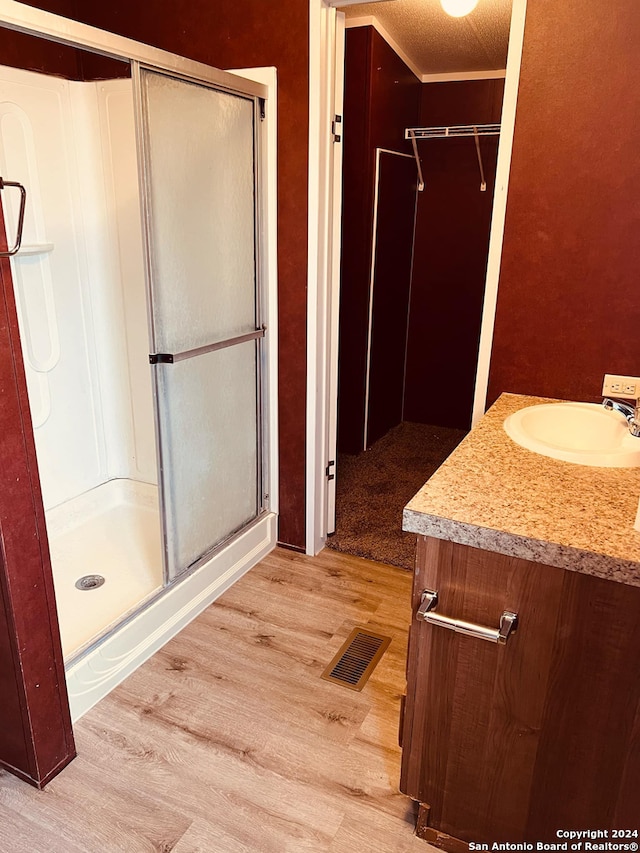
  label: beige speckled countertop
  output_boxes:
[403,393,640,587]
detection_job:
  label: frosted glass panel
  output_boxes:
[156,341,259,578]
[141,70,256,353]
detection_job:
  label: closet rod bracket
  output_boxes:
[473,127,487,192]
[407,130,425,192]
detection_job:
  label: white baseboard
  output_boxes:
[66,512,277,721]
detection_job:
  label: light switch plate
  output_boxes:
[602,373,640,398]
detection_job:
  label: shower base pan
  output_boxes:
[48,478,164,660]
[46,479,277,721]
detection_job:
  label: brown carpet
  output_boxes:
[326,421,467,570]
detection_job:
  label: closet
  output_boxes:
[337,25,504,454]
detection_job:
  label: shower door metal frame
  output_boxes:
[132,60,270,584]
[0,8,275,576]
[0,0,279,725]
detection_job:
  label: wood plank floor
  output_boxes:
[0,547,433,853]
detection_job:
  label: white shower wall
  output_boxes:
[0,65,156,510]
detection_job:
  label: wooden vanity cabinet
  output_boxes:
[400,536,640,846]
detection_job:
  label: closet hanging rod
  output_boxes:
[405,123,501,141]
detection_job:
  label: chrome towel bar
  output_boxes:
[0,177,27,258]
[416,589,518,645]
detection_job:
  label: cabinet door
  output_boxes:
[400,536,562,842]
[400,536,640,842]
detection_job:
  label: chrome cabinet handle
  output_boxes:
[0,177,27,258]
[416,589,518,645]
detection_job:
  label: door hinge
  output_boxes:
[331,115,342,143]
[326,460,335,481]
[259,98,266,121]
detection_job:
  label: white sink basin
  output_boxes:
[503,402,640,467]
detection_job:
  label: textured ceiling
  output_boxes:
[344,0,513,76]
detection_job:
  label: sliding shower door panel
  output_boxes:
[139,69,257,353]
[136,65,264,582]
[155,341,259,576]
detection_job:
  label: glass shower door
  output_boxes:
[136,66,265,582]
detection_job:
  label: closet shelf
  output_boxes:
[15,242,54,256]
[405,123,502,193]
[405,123,501,141]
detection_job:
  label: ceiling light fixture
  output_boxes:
[441,0,479,17]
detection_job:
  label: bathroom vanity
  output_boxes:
[400,394,640,847]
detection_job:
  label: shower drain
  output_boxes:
[75,574,106,591]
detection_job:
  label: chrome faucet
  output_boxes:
[603,398,640,437]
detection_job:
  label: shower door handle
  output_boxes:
[149,326,267,364]
[0,178,27,258]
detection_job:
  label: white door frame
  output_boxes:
[471,0,528,424]
[306,0,528,555]
[306,0,345,554]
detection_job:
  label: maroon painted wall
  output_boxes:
[338,26,420,454]
[0,24,130,81]
[0,0,128,80]
[17,0,309,548]
[0,208,75,787]
[488,0,640,406]
[0,0,82,78]
[404,80,504,430]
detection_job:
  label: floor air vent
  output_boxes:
[321,628,391,692]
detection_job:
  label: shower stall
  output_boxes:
[0,18,277,724]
